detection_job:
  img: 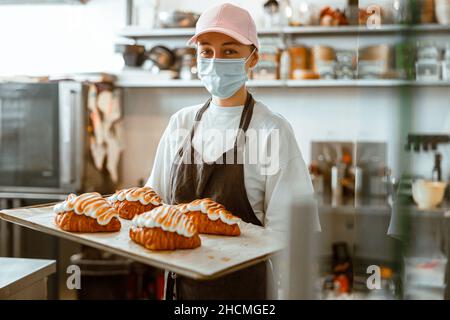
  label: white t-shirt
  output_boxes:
[146,100,321,232]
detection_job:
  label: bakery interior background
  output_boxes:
[0,0,449,300]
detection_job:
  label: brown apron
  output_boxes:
[166,92,269,300]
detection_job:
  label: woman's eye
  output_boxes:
[200,49,213,56]
[224,49,237,55]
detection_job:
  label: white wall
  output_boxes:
[120,85,450,187]
[0,0,126,76]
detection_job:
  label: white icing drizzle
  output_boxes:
[131,205,197,238]
[108,187,162,206]
[176,198,241,225]
[53,192,119,226]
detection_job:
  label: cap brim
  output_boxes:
[187,26,254,48]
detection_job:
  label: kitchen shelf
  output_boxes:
[319,204,450,219]
[288,80,450,87]
[117,79,202,87]
[118,27,195,38]
[117,24,450,39]
[286,79,406,87]
[116,78,283,88]
[319,203,450,218]
[283,24,450,35]
[116,76,450,88]
[319,204,390,215]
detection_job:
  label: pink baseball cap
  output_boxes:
[187,3,259,50]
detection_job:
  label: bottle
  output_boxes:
[331,242,353,294]
[346,0,359,25]
[442,43,450,81]
[432,152,442,182]
[331,164,344,207]
[354,166,363,207]
[279,46,291,80]
[263,0,281,28]
[279,0,293,26]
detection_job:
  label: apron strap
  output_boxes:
[233,93,255,160]
[194,97,212,123]
[237,92,255,134]
[165,272,176,300]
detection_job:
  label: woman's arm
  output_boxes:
[261,121,321,233]
[264,155,321,233]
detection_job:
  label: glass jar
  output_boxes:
[442,44,450,81]
[263,0,281,28]
[416,42,441,81]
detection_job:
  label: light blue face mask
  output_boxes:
[197,49,256,99]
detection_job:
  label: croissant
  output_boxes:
[55,211,121,232]
[176,198,241,236]
[108,186,162,220]
[183,211,240,236]
[130,227,201,250]
[54,192,121,233]
[130,205,201,250]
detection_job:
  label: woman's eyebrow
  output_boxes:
[198,41,211,46]
[221,42,242,46]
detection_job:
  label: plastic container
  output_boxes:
[404,255,447,287]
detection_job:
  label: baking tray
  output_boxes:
[0,203,284,280]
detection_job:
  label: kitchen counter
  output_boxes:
[0,257,56,300]
[319,198,450,218]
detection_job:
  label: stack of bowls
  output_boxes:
[412,179,448,209]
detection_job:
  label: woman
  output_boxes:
[146,3,320,300]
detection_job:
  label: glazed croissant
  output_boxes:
[176,198,241,236]
[55,211,121,232]
[54,192,121,232]
[108,186,162,220]
[130,205,201,250]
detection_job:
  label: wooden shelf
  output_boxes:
[117,24,450,39]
